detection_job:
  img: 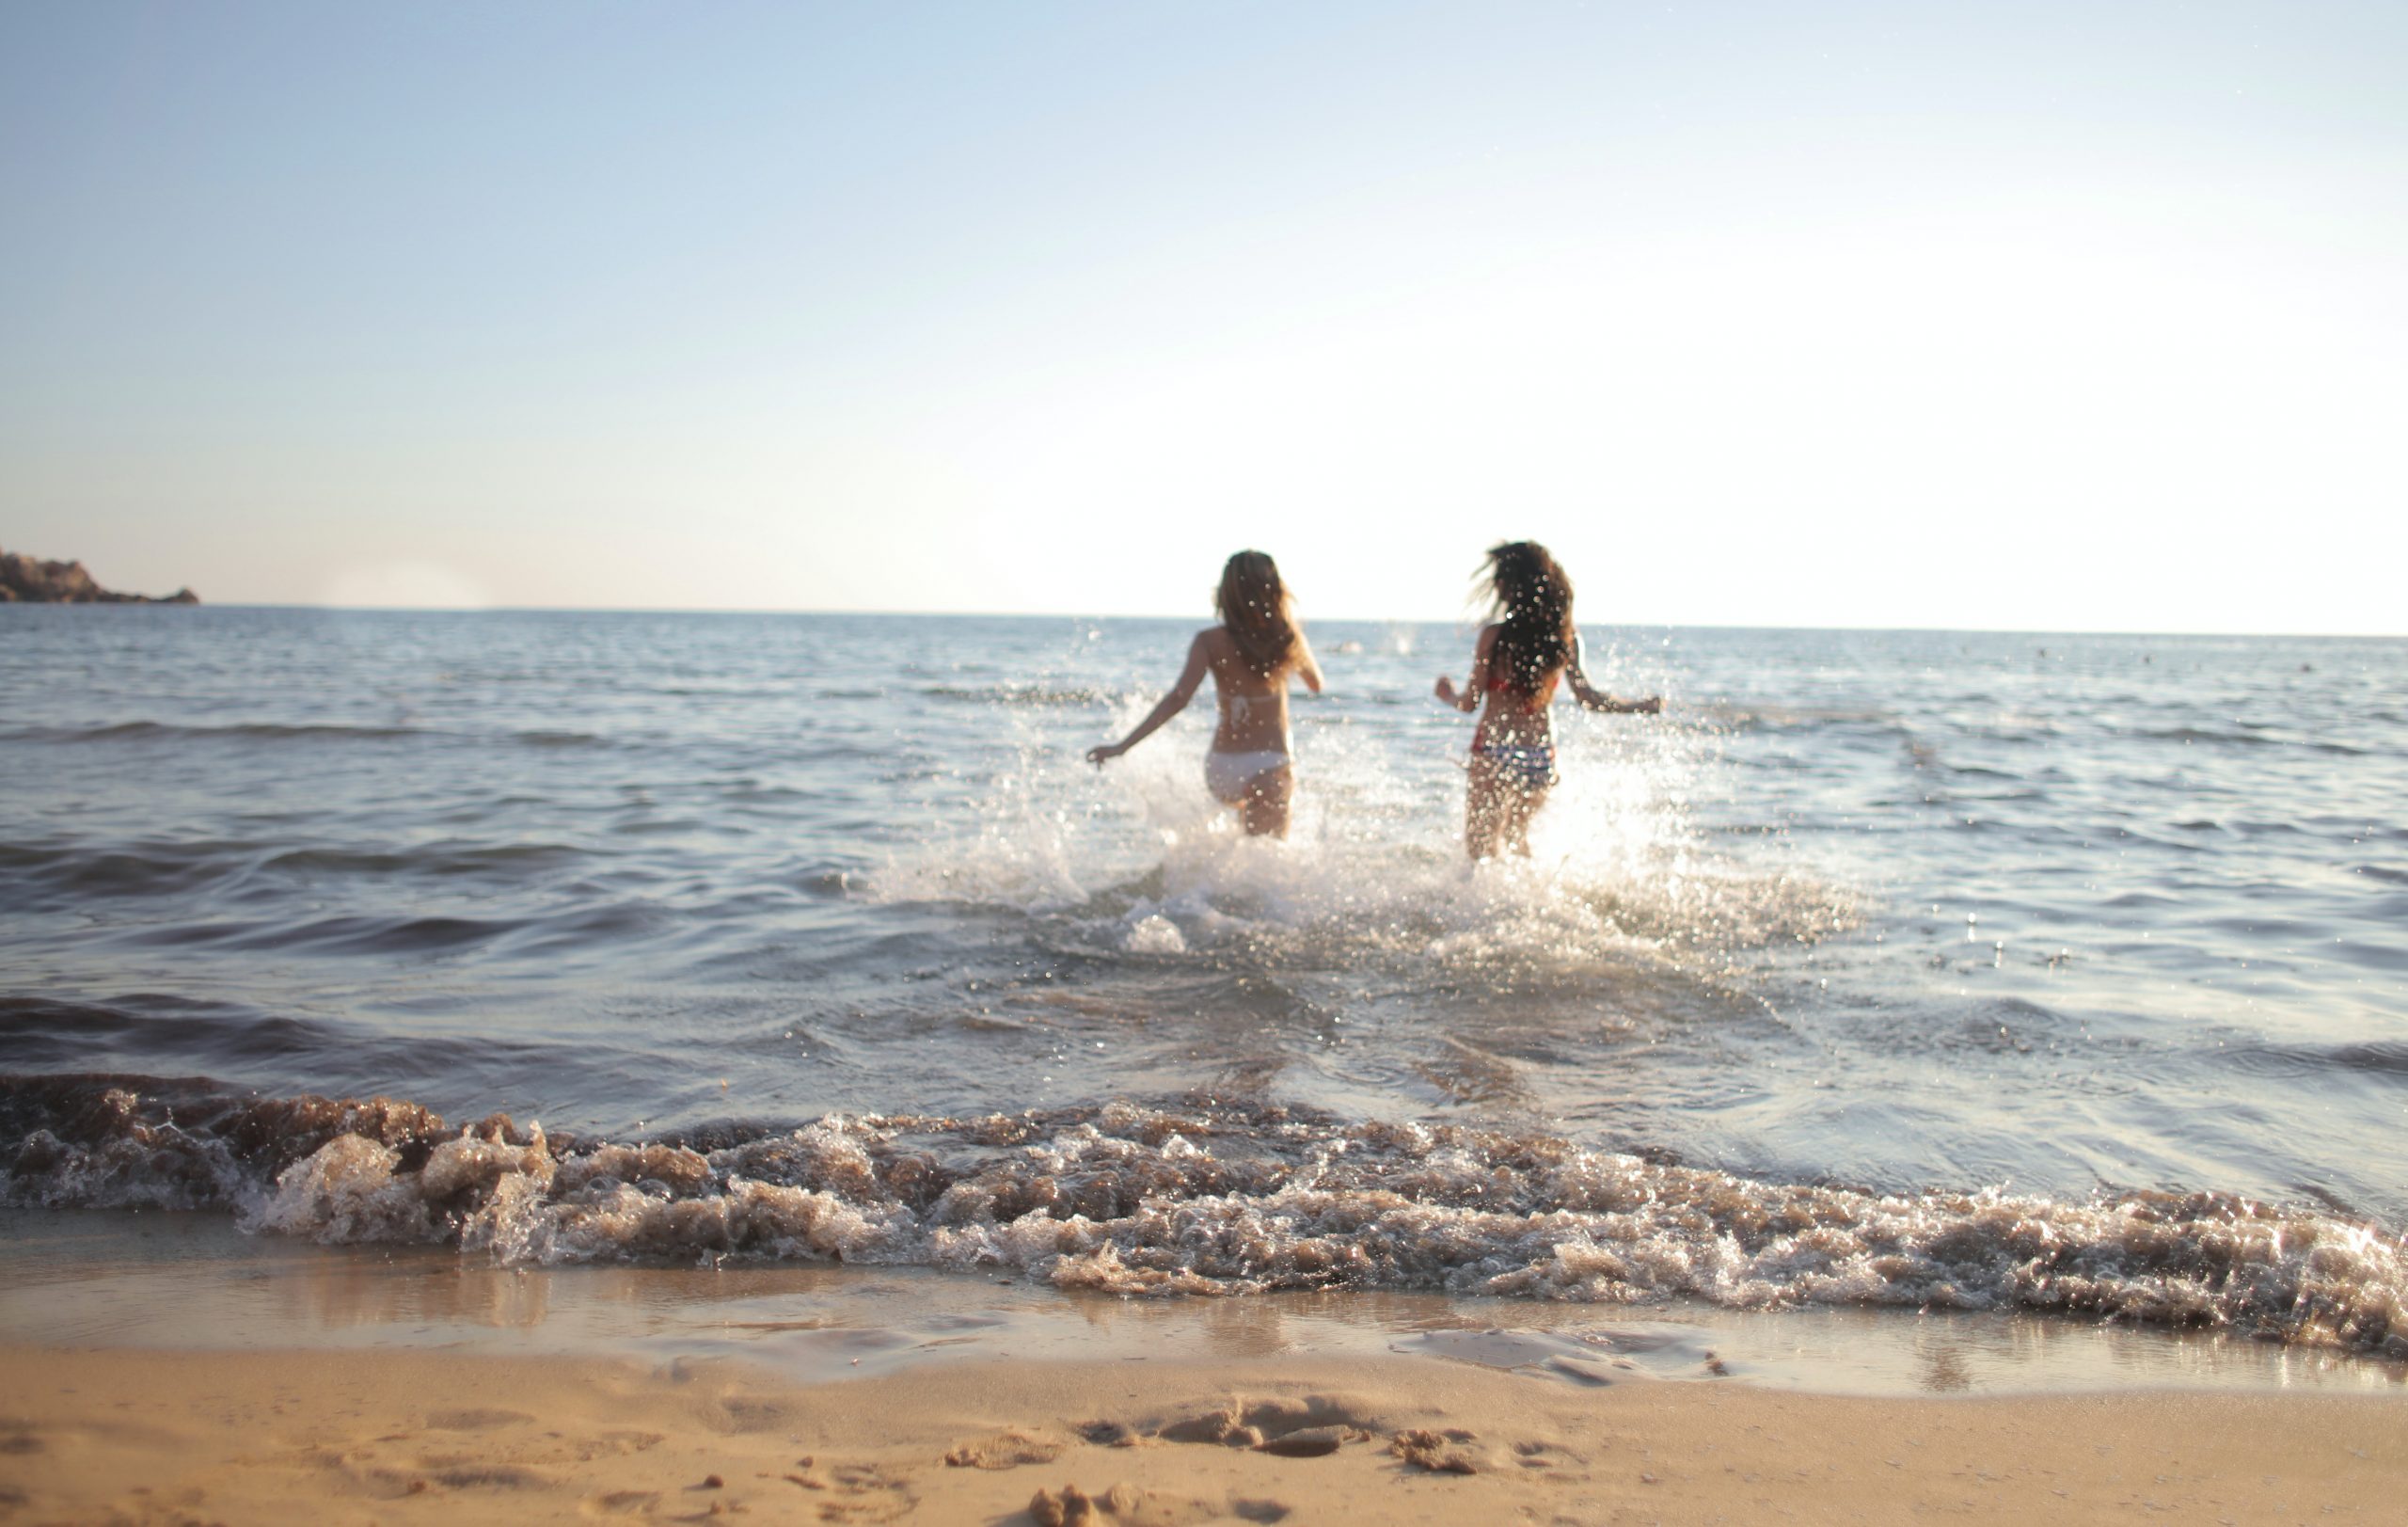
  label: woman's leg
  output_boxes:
[1239,764,1294,837]
[1465,758,1506,859]
[1467,757,1547,858]
[1500,782,1548,855]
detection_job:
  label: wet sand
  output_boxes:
[6,1342,2404,1524]
[8,1210,2400,1397]
[4,1216,2403,1521]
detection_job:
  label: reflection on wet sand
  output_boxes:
[6,1211,2399,1396]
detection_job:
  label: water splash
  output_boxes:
[872,695,1858,985]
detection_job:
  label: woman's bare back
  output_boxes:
[1200,627,1294,754]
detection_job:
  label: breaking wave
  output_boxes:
[6,1074,2399,1358]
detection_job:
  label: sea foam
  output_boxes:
[6,1075,2399,1358]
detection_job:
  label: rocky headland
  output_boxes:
[0,548,198,604]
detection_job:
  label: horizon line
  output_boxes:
[25,602,2403,642]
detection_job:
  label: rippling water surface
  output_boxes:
[4,608,2402,1357]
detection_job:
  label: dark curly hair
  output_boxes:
[1479,541,1574,696]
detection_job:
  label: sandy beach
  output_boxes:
[5,1342,2402,1525]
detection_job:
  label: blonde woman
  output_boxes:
[1089,550,1323,837]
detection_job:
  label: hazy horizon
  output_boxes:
[14,593,2400,643]
[6,3,2403,635]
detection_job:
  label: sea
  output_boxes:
[3,607,2403,1384]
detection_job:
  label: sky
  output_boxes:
[2,1,2402,631]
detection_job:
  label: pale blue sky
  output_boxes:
[4,1,2402,630]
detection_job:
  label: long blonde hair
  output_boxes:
[1215,550,1298,677]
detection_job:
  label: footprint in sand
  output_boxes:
[572,1429,667,1462]
[582,1487,661,1517]
[1149,1396,1376,1457]
[943,1429,1065,1470]
[1028,1482,1286,1526]
[1388,1428,1486,1475]
[425,1464,556,1491]
[778,1459,916,1522]
[424,1407,536,1431]
[708,1393,793,1433]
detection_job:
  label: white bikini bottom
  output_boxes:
[1205,749,1291,803]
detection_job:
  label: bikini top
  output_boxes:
[1223,688,1292,748]
[1485,666,1559,708]
[1225,689,1283,724]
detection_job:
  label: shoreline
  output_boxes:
[8,1209,2403,1400]
[5,1342,2402,1524]
[6,1160,2405,1526]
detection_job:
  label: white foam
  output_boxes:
[13,1086,2399,1358]
[870,705,1855,987]
[105,1104,2384,1357]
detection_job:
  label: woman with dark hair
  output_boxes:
[1088,550,1324,837]
[1435,541,1660,859]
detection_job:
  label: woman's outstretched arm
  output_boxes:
[1291,627,1325,694]
[1563,631,1662,714]
[1434,625,1496,713]
[1089,631,1212,763]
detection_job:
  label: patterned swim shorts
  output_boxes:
[1473,742,1558,790]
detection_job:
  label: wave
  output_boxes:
[2222,1041,2408,1082]
[114,913,527,955]
[2128,725,2368,756]
[0,719,607,748]
[260,842,592,876]
[2329,1042,2408,1076]
[4,1075,2398,1357]
[3,720,425,743]
[0,839,249,899]
[1694,705,1900,735]
[0,997,330,1071]
[0,837,597,907]
[924,683,1115,708]
[513,728,608,748]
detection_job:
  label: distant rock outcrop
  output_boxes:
[0,548,198,604]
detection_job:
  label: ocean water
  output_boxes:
[3,607,2403,1362]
